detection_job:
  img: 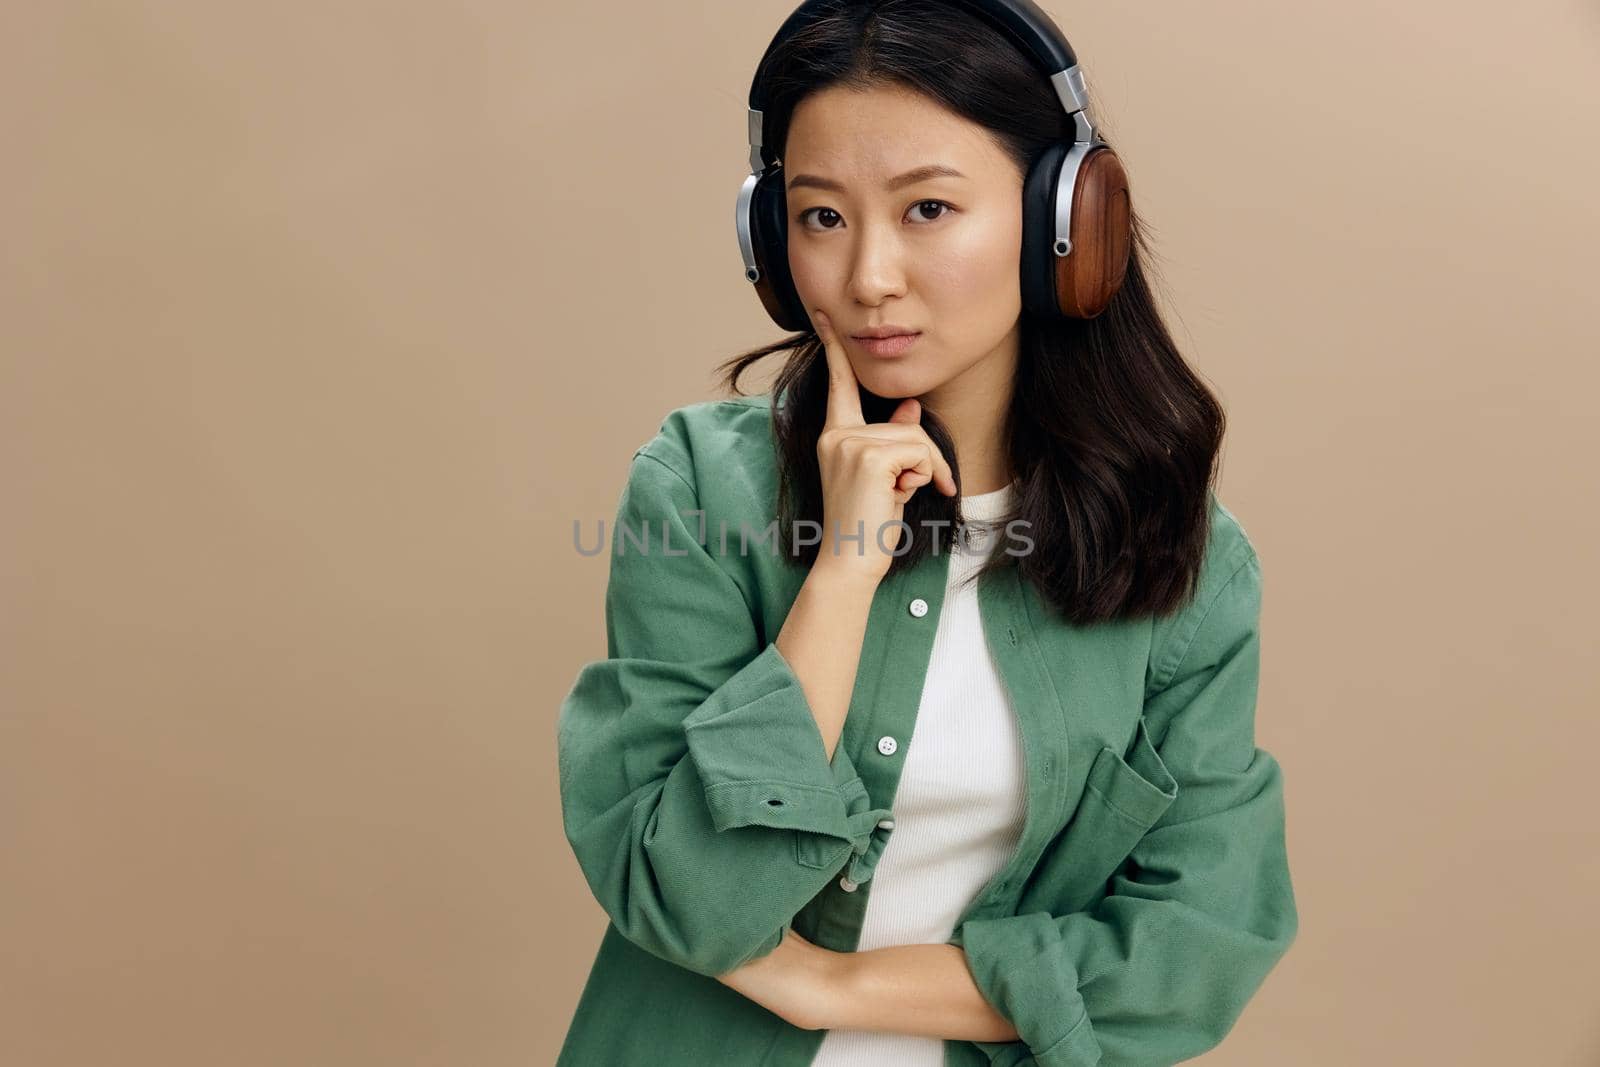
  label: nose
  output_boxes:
[845,221,908,308]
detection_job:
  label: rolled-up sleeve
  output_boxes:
[950,549,1298,1066]
[557,446,888,978]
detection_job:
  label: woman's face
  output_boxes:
[782,82,1025,401]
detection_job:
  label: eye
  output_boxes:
[794,200,956,230]
[797,206,844,231]
[908,199,952,223]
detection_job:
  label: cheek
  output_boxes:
[920,226,1021,336]
[923,212,1020,299]
[786,244,827,303]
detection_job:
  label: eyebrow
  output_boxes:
[785,164,968,194]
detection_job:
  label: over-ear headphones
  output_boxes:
[734,0,1132,332]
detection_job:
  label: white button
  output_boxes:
[877,735,898,756]
[908,597,928,618]
[839,876,858,892]
[877,818,895,829]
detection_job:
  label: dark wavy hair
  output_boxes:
[714,0,1227,626]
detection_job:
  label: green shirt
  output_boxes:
[556,394,1297,1066]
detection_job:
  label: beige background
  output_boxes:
[3,2,1597,1064]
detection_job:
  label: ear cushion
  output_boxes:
[749,169,812,332]
[1020,142,1069,319]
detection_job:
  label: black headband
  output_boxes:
[745,0,1092,173]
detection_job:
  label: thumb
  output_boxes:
[887,396,921,424]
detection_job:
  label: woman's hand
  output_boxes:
[713,926,852,1032]
[811,308,958,589]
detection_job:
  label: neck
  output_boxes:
[919,329,1018,496]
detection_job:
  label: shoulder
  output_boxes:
[611,395,789,611]
[1146,490,1262,692]
[619,395,783,536]
[1203,491,1258,584]
[632,393,776,488]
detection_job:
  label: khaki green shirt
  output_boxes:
[556,394,1297,1066]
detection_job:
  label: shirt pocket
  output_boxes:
[1039,715,1179,914]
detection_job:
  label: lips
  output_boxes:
[853,332,921,357]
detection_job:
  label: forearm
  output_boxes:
[832,942,1020,1043]
[774,563,877,764]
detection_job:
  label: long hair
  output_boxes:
[715,0,1227,626]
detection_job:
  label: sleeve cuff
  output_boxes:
[682,641,861,841]
[953,912,1101,1066]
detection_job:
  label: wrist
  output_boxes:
[806,559,882,601]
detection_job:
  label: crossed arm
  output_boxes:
[714,925,1020,1041]
[828,940,1020,1042]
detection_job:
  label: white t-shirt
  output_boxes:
[809,479,1027,1065]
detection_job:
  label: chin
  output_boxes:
[856,362,941,401]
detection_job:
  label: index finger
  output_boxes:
[813,309,865,429]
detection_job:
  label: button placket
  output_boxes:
[831,563,943,897]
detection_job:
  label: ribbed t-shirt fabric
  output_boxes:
[809,478,1027,1065]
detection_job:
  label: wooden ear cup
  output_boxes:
[1055,147,1132,319]
[1021,141,1133,320]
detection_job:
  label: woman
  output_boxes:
[556,2,1298,1064]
